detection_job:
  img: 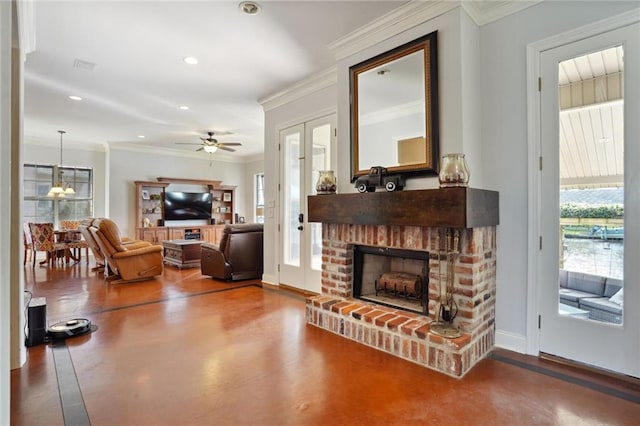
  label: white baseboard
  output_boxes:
[495,329,527,354]
[261,274,277,286]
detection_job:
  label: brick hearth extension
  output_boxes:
[306,188,499,378]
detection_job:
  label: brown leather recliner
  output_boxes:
[79,218,105,270]
[80,218,148,272]
[201,223,263,281]
[89,218,163,282]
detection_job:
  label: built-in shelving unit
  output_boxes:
[134,178,237,245]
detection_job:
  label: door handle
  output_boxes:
[297,225,303,231]
[298,213,304,223]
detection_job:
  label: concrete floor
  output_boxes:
[11,259,640,425]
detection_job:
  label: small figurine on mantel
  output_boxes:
[354,166,404,193]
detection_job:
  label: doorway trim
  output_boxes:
[525,9,640,356]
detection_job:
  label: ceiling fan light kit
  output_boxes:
[174,131,243,154]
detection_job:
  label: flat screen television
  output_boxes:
[164,192,212,220]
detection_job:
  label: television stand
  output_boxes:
[162,239,203,269]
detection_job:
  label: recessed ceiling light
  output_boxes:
[68,95,82,101]
[137,135,145,139]
[239,1,260,15]
[179,105,189,110]
[183,56,198,65]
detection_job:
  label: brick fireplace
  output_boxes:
[306,188,498,377]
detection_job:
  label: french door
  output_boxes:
[538,22,639,377]
[279,114,336,294]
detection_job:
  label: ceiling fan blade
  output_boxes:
[175,142,203,146]
[217,146,236,152]
[217,142,242,146]
[196,147,204,152]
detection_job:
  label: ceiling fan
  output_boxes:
[175,131,242,153]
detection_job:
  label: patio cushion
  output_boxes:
[603,278,622,297]
[580,297,623,315]
[559,288,599,304]
[567,272,605,295]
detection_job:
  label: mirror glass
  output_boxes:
[350,31,438,180]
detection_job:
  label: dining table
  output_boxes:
[53,229,83,263]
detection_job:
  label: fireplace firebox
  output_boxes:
[353,246,429,315]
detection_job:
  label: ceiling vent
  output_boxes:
[73,59,96,71]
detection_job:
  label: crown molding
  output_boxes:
[461,0,543,27]
[107,143,243,164]
[259,66,337,112]
[328,1,547,62]
[328,1,460,62]
[24,137,108,153]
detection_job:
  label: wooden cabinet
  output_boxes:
[170,228,185,240]
[138,225,225,245]
[139,227,169,244]
[134,178,235,245]
[202,226,217,244]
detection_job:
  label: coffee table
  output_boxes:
[162,239,203,269]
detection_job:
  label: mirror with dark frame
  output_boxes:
[350,31,439,181]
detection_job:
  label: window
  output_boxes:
[254,173,264,224]
[24,164,93,227]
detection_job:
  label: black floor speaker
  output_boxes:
[26,297,47,347]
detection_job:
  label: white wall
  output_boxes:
[337,8,475,193]
[262,1,639,353]
[108,147,248,237]
[0,1,12,422]
[480,0,639,349]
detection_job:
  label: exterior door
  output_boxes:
[538,23,639,377]
[279,115,336,293]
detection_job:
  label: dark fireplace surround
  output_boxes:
[306,187,499,378]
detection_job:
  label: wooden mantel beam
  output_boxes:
[307,187,499,229]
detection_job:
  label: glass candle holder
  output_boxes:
[438,153,470,188]
[316,170,337,194]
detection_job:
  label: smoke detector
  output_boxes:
[239,1,260,15]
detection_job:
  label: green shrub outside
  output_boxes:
[560,203,624,219]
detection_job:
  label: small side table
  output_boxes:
[162,239,203,269]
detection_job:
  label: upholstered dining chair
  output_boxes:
[60,220,90,264]
[28,222,67,267]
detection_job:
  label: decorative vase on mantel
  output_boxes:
[316,170,337,194]
[438,153,470,188]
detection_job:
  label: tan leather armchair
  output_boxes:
[89,218,163,282]
[80,218,148,272]
[201,223,263,281]
[79,219,105,270]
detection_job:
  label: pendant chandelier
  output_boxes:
[47,130,75,197]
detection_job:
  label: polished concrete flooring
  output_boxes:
[12,258,640,425]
